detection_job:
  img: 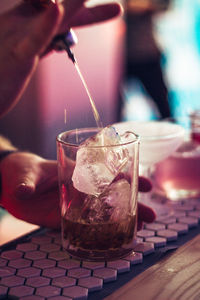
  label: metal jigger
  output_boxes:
[52,29,78,63]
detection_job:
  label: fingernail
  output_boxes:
[15,183,34,200]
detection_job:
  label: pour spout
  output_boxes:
[52,29,78,63]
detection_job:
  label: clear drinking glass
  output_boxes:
[56,127,139,261]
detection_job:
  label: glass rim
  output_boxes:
[114,121,185,142]
[56,127,140,148]
[139,128,185,142]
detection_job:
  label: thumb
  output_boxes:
[14,175,37,200]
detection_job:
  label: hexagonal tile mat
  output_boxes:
[0,199,200,299]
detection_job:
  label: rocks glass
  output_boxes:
[56,127,139,261]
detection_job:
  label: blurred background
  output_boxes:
[1,0,200,159]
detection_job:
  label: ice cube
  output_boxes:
[83,126,121,147]
[103,178,132,222]
[72,126,129,195]
[80,178,131,223]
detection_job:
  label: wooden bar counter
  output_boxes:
[106,234,200,300]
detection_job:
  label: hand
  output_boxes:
[138,176,156,230]
[0,0,122,117]
[0,152,155,229]
[0,152,60,228]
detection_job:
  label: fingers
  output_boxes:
[58,2,122,32]
[137,202,156,231]
[14,176,36,200]
[15,183,35,200]
[138,176,152,192]
[16,160,58,202]
[138,202,156,223]
[61,0,85,26]
[68,3,122,28]
[15,160,58,199]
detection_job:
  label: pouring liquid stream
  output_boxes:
[74,62,103,129]
[73,62,107,147]
[51,29,103,129]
